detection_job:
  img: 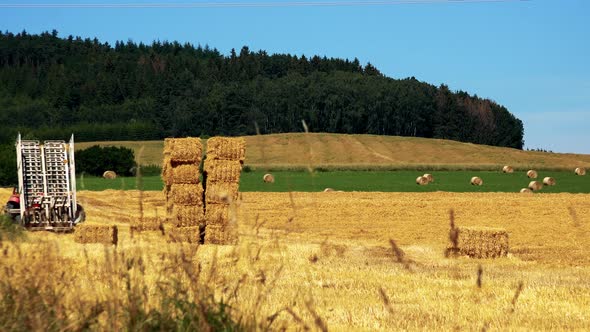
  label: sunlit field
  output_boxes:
[2,187,589,330]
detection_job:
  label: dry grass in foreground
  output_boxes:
[1,188,590,330]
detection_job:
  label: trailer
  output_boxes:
[4,134,85,231]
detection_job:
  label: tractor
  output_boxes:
[3,134,85,231]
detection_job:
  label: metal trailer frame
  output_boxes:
[14,133,79,231]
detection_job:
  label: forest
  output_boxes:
[0,30,524,148]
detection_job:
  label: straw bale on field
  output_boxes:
[205,182,239,204]
[263,173,275,183]
[520,188,533,194]
[169,137,202,163]
[205,203,231,226]
[543,177,556,186]
[203,160,242,183]
[416,176,428,185]
[324,188,335,192]
[166,226,201,243]
[206,137,246,161]
[502,166,514,173]
[130,217,163,232]
[102,170,117,179]
[74,224,118,245]
[470,176,483,186]
[575,167,586,176]
[528,181,543,191]
[169,205,205,227]
[171,164,200,184]
[527,170,538,179]
[170,183,204,205]
[447,226,509,259]
[423,173,434,183]
[205,224,237,245]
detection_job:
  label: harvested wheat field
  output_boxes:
[2,188,590,330]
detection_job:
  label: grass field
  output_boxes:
[2,188,589,330]
[77,170,590,193]
[76,133,590,170]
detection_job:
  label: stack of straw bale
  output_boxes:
[130,216,163,232]
[74,223,118,245]
[203,137,245,245]
[161,137,205,243]
[448,226,509,258]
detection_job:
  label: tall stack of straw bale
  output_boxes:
[204,137,245,245]
[162,138,204,243]
[448,226,509,258]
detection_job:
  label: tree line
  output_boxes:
[0,30,524,149]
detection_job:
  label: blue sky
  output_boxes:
[1,0,589,153]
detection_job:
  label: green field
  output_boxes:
[77,170,590,193]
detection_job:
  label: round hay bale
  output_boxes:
[470,176,483,186]
[502,165,514,173]
[416,176,428,185]
[102,170,117,179]
[323,188,335,192]
[528,181,543,191]
[575,167,586,176]
[520,188,533,194]
[543,177,556,186]
[526,170,538,179]
[263,173,275,183]
[423,173,434,183]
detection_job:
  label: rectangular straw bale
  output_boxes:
[448,226,509,258]
[74,223,118,245]
[130,217,163,232]
[169,204,205,227]
[206,137,246,161]
[170,183,204,205]
[203,160,242,183]
[161,157,173,186]
[205,203,232,226]
[205,224,237,245]
[169,137,203,163]
[205,181,239,204]
[166,226,201,243]
[172,164,201,184]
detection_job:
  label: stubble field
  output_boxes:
[2,187,589,330]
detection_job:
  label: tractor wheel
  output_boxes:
[74,204,86,224]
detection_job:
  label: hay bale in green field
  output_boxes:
[448,226,508,258]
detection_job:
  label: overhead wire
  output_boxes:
[0,0,531,8]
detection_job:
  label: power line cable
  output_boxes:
[0,0,531,8]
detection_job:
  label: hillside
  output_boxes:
[1,31,523,148]
[76,133,590,170]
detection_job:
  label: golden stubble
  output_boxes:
[1,188,590,330]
